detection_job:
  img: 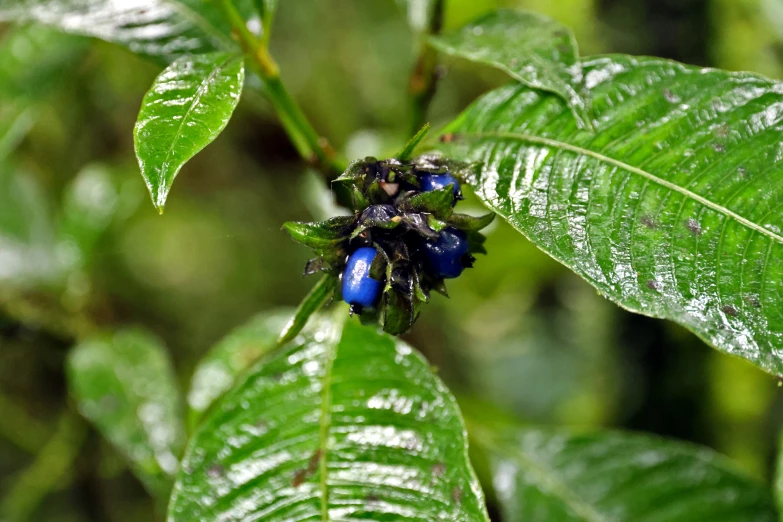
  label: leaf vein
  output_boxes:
[460,131,783,244]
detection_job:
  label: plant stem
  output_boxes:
[217,0,345,179]
[408,0,446,135]
[0,410,86,521]
[0,392,49,454]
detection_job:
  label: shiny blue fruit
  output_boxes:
[420,173,460,197]
[423,228,470,279]
[342,247,382,310]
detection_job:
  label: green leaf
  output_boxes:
[402,186,455,220]
[134,53,245,213]
[0,26,88,101]
[396,123,431,161]
[478,428,776,521]
[438,55,783,377]
[447,212,495,232]
[169,317,489,521]
[0,0,236,62]
[430,9,592,129]
[188,309,294,428]
[67,328,185,499]
[278,275,338,346]
[282,216,355,265]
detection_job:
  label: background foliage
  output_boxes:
[2,0,783,520]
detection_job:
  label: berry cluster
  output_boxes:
[284,155,493,335]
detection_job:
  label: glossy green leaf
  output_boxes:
[479,428,776,521]
[169,317,489,521]
[282,216,355,264]
[67,328,185,499]
[430,9,592,129]
[0,0,236,62]
[134,53,245,212]
[438,55,783,376]
[188,309,294,428]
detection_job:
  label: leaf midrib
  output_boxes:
[317,337,337,521]
[456,131,783,244]
[156,54,236,202]
[474,429,607,522]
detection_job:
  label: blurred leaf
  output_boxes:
[439,55,783,377]
[58,164,120,268]
[480,427,776,521]
[134,52,245,212]
[0,168,59,286]
[187,308,293,428]
[430,9,592,129]
[169,317,489,521]
[278,275,337,345]
[67,328,185,499]
[0,25,89,101]
[0,108,35,162]
[0,0,236,62]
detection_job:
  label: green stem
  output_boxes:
[0,410,86,521]
[408,0,446,135]
[217,0,345,179]
[0,392,49,454]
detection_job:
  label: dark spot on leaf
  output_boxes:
[686,218,702,236]
[293,449,322,487]
[713,123,730,138]
[206,464,224,479]
[440,133,456,143]
[271,372,283,382]
[365,493,380,504]
[451,486,463,505]
[641,215,656,229]
[744,294,761,308]
[712,143,726,153]
[432,462,447,477]
[646,280,660,292]
[292,469,307,488]
[722,305,738,317]
[663,89,680,103]
[556,43,571,55]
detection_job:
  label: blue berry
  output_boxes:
[423,228,470,279]
[420,173,460,197]
[342,247,382,310]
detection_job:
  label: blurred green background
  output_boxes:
[2,0,783,520]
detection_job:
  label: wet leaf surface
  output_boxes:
[134,52,244,212]
[0,0,237,62]
[169,316,488,521]
[188,309,294,428]
[439,55,783,377]
[430,9,592,128]
[68,328,184,499]
[481,428,777,521]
